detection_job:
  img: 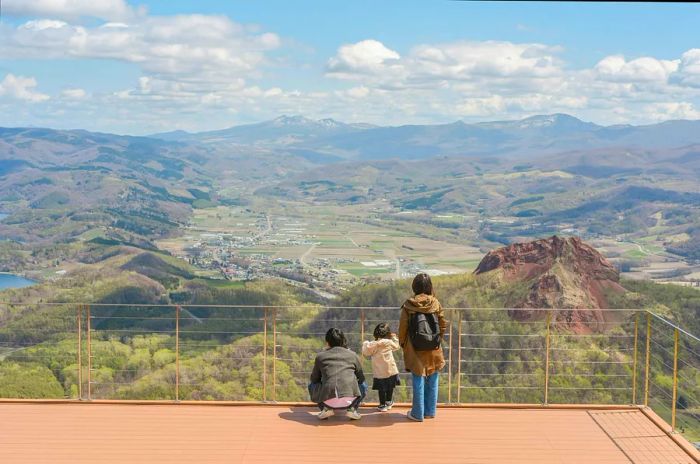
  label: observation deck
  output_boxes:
[1,304,699,463]
[0,401,696,463]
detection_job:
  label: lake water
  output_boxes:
[0,213,7,222]
[0,274,36,290]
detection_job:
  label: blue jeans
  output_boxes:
[411,372,439,420]
[309,381,368,411]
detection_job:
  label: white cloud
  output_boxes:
[594,55,679,83]
[0,7,291,132]
[412,41,562,79]
[329,40,400,69]
[327,40,402,80]
[326,39,563,90]
[0,74,50,102]
[457,95,506,116]
[320,38,700,125]
[3,0,140,21]
[345,86,370,99]
[642,102,700,121]
[61,88,87,99]
[2,14,280,88]
[671,49,700,88]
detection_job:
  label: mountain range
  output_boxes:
[1,113,700,265]
[150,113,700,160]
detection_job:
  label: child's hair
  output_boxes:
[373,323,392,340]
[412,272,433,296]
[325,327,348,348]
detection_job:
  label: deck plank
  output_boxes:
[0,404,696,464]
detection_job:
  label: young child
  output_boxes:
[362,323,401,412]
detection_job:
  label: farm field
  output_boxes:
[157,199,485,284]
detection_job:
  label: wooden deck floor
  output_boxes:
[0,403,697,463]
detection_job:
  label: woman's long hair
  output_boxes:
[411,272,433,296]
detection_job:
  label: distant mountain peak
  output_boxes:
[474,113,599,133]
[318,118,343,128]
[518,113,586,127]
[140,128,195,141]
[269,115,348,129]
[271,115,315,126]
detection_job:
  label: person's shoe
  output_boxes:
[385,401,394,410]
[407,411,423,422]
[377,404,388,412]
[347,409,362,420]
[317,407,334,420]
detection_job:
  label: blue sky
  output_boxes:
[0,0,699,134]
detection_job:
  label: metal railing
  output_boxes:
[0,303,698,441]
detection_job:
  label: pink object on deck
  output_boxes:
[323,397,356,409]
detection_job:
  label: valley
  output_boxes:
[156,201,485,296]
[1,114,700,301]
[156,197,700,298]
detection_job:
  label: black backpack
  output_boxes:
[408,311,441,351]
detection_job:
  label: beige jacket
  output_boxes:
[362,335,400,379]
[399,294,447,376]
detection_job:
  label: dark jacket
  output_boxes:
[399,294,447,376]
[309,346,365,403]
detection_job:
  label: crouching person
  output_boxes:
[308,328,367,420]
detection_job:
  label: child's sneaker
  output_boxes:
[385,401,394,410]
[317,407,334,420]
[346,408,362,420]
[377,404,388,412]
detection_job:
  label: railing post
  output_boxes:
[272,308,277,402]
[544,311,551,405]
[77,304,82,400]
[447,318,453,404]
[263,308,268,402]
[86,304,92,401]
[175,305,180,402]
[644,312,651,406]
[360,309,365,349]
[456,314,462,404]
[632,313,639,404]
[672,328,679,432]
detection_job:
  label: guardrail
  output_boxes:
[0,303,698,441]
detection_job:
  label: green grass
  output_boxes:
[346,268,392,277]
[337,264,392,277]
[623,249,648,259]
[152,251,198,274]
[644,244,665,254]
[382,231,413,237]
[77,228,105,241]
[316,238,354,248]
[436,259,481,269]
[237,250,275,256]
[195,278,246,289]
[369,240,393,251]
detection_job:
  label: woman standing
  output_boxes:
[399,273,447,422]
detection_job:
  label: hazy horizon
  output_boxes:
[4,112,700,138]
